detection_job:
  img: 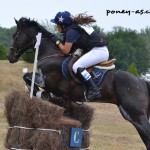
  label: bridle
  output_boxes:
[10,29,64,61]
[10,40,36,57]
[9,30,36,57]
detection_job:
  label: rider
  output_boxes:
[50,11,109,101]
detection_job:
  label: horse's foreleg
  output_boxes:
[119,105,150,150]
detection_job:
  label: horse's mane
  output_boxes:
[18,17,39,27]
[18,17,53,38]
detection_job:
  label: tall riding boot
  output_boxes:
[77,67,101,101]
[23,74,40,96]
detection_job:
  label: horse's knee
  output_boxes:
[23,73,32,83]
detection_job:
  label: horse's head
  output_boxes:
[8,18,38,63]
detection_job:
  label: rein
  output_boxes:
[10,27,65,61]
[38,53,65,62]
[10,39,36,57]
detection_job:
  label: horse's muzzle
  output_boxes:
[7,48,20,63]
[7,54,18,63]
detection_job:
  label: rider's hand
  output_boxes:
[50,35,61,46]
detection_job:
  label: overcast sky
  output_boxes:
[0,0,150,32]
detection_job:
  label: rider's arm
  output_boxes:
[57,42,73,55]
[57,29,80,55]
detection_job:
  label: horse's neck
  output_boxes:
[38,40,62,59]
[37,39,66,73]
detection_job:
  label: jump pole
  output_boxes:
[30,32,42,99]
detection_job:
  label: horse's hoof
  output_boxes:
[41,91,51,101]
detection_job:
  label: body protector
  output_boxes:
[66,24,108,53]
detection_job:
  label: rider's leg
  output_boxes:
[77,67,101,101]
[72,47,108,100]
[73,47,109,70]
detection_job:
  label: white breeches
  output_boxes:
[72,46,109,73]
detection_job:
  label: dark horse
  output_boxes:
[8,17,150,149]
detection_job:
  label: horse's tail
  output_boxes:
[145,80,150,118]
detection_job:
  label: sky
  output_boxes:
[0,0,150,32]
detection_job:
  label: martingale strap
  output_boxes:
[38,53,64,62]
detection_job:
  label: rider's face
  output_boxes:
[57,25,62,32]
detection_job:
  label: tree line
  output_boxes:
[0,24,150,76]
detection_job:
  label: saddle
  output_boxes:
[68,56,116,83]
[24,57,116,92]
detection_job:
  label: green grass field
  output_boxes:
[0,60,145,150]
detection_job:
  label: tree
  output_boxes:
[92,25,105,36]
[0,26,16,48]
[127,63,139,77]
[107,27,149,74]
[22,50,35,63]
[140,26,150,36]
[0,44,7,60]
[140,28,150,66]
[40,19,56,33]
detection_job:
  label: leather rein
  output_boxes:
[38,53,65,62]
[11,30,65,61]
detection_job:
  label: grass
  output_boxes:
[0,60,146,150]
[90,103,145,150]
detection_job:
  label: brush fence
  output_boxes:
[5,91,94,150]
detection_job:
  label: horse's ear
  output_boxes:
[14,18,19,27]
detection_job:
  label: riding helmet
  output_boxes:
[51,11,74,26]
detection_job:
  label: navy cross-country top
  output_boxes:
[65,29,80,43]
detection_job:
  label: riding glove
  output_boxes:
[50,34,61,45]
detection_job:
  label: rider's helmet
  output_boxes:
[51,11,74,26]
